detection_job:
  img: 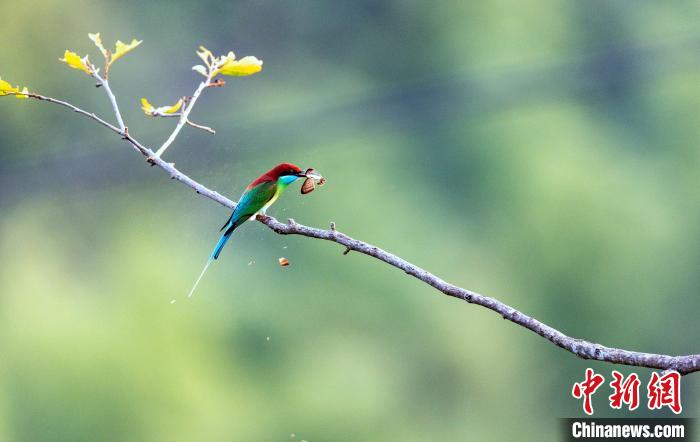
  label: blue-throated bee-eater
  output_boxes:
[187,163,315,297]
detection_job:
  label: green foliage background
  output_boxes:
[1,1,699,440]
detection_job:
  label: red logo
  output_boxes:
[572,369,682,415]
[572,368,605,415]
[647,371,682,414]
[608,370,640,411]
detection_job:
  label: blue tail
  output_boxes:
[212,232,233,260]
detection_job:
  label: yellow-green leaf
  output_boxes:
[0,78,12,92]
[111,39,142,64]
[0,78,17,96]
[141,97,155,114]
[0,78,29,99]
[88,32,108,58]
[60,50,92,75]
[163,98,183,114]
[192,65,208,77]
[218,55,263,76]
[197,46,215,66]
[141,97,183,116]
[15,86,29,99]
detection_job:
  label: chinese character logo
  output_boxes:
[608,370,640,411]
[572,369,683,415]
[647,371,682,414]
[572,368,605,415]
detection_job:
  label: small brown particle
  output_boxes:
[278,257,290,266]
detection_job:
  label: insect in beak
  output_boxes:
[301,177,315,194]
[300,168,325,194]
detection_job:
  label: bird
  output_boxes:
[187,163,310,298]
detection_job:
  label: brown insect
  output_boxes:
[301,178,315,194]
[300,168,325,194]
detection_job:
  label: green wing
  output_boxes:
[220,181,277,234]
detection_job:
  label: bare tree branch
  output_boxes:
[258,217,700,375]
[154,71,215,157]
[185,119,215,134]
[4,89,699,375]
[97,77,126,131]
[141,105,215,133]
[10,92,121,133]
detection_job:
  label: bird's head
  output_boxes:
[268,162,308,185]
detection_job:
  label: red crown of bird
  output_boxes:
[247,163,302,188]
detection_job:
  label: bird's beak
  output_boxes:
[296,171,307,177]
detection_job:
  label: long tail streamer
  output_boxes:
[187,258,213,298]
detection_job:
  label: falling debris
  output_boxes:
[278,257,290,266]
[170,299,177,304]
[266,336,270,341]
[248,260,255,266]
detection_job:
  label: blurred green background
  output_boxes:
[1,0,699,440]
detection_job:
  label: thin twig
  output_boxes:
[155,72,214,157]
[4,90,699,375]
[4,92,120,132]
[96,76,125,131]
[146,112,214,133]
[185,119,215,134]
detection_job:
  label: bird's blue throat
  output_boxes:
[278,175,301,186]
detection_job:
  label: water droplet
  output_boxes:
[266,336,270,341]
[170,299,176,304]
